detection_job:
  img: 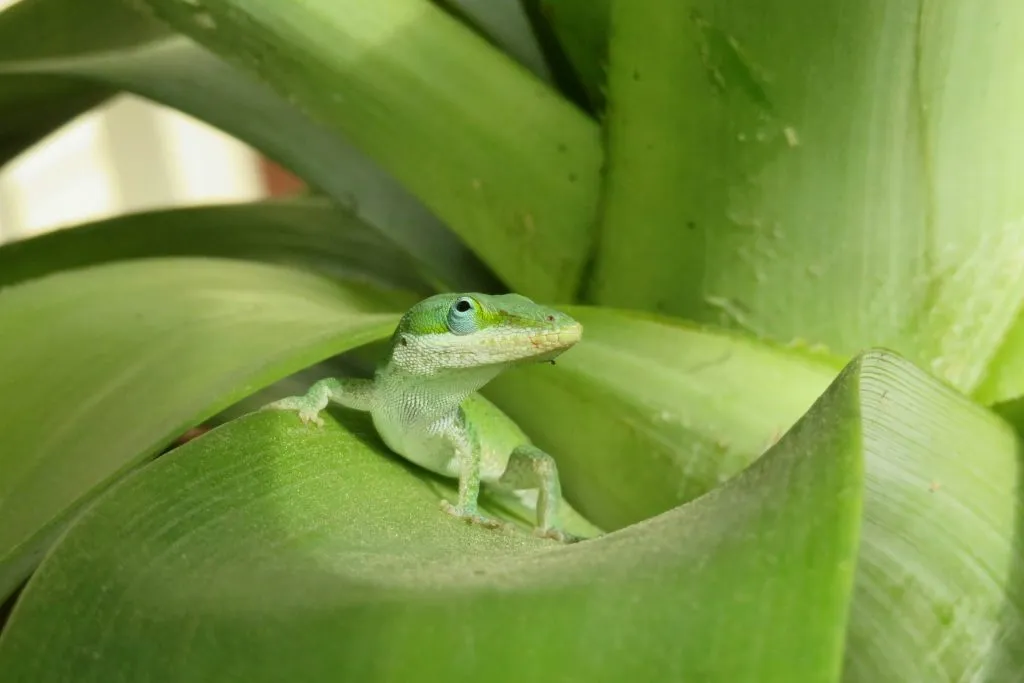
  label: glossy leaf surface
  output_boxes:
[134,0,602,301]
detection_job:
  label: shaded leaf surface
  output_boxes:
[0,197,432,294]
[0,258,409,598]
[0,0,168,163]
[434,0,552,82]
[0,35,496,293]
[486,308,841,530]
[532,0,608,110]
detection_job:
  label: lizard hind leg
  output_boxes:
[498,445,579,543]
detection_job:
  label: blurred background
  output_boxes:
[0,88,303,244]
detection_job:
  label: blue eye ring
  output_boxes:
[447,296,478,335]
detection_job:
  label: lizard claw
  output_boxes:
[534,527,582,544]
[297,409,324,427]
[439,500,506,531]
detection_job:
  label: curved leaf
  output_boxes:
[485,307,841,529]
[0,359,865,682]
[0,258,410,598]
[0,197,432,294]
[0,35,497,294]
[842,354,1023,682]
[132,0,602,302]
[491,314,1023,681]
[587,0,1024,399]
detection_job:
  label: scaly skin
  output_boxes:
[263,292,599,542]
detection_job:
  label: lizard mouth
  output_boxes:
[528,322,582,362]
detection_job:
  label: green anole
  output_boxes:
[263,292,600,542]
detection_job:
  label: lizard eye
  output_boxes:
[447,297,477,335]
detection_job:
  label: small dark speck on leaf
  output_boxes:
[633,69,640,80]
[557,143,567,152]
[568,172,577,182]
[687,220,697,230]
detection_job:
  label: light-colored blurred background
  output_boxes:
[0,89,297,244]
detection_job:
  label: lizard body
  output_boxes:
[264,292,598,542]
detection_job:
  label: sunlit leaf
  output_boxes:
[587,0,1024,400]
[492,319,1024,681]
[132,0,602,301]
[0,258,409,598]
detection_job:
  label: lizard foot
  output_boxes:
[439,500,507,531]
[534,527,582,544]
[262,397,325,427]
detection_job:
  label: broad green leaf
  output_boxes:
[0,197,433,294]
[587,0,1024,399]
[493,315,1023,680]
[0,258,410,599]
[134,0,603,302]
[0,0,168,163]
[486,308,841,529]
[841,355,1024,682]
[0,359,865,682]
[0,32,497,294]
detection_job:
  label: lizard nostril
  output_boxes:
[546,315,554,321]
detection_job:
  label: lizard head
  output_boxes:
[389,292,583,374]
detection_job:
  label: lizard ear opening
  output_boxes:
[446,297,478,335]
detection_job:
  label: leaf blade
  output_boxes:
[0,197,432,293]
[0,37,498,293]
[587,0,1024,398]
[130,0,602,301]
[0,258,408,598]
[0,362,866,682]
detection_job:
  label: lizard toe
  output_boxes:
[439,500,506,530]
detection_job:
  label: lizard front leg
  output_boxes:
[262,377,375,426]
[438,415,506,531]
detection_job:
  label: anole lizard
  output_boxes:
[263,292,599,543]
